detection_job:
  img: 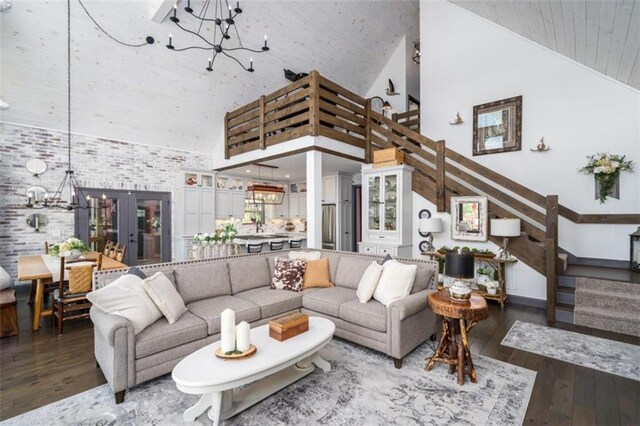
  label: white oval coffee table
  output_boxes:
[172,316,335,425]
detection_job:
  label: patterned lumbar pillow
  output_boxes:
[271,258,307,292]
[142,272,187,324]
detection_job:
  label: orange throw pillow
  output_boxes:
[303,258,334,288]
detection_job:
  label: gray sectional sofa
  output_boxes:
[90,250,438,403]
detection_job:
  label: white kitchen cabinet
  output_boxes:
[216,191,245,218]
[274,191,289,218]
[289,193,299,217]
[175,170,217,260]
[358,164,413,256]
[322,175,337,204]
[298,193,307,217]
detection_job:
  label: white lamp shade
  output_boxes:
[490,218,521,237]
[420,217,443,233]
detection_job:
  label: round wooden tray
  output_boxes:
[214,344,257,360]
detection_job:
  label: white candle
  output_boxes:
[220,308,236,353]
[236,321,250,352]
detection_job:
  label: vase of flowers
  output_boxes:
[485,281,499,295]
[193,233,205,259]
[48,237,90,260]
[220,223,238,256]
[580,153,634,203]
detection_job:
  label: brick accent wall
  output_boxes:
[0,122,213,285]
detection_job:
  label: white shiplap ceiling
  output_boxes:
[450,0,640,90]
[0,0,419,153]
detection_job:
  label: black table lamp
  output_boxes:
[445,252,475,284]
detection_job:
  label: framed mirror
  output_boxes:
[451,196,488,241]
[26,159,48,176]
[26,186,49,207]
[473,96,522,156]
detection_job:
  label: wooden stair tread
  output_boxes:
[562,265,640,284]
[557,286,575,293]
[556,303,575,311]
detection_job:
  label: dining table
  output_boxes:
[17,251,127,331]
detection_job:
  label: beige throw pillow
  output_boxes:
[356,261,383,303]
[143,272,187,324]
[303,258,334,288]
[87,274,162,334]
[373,260,417,306]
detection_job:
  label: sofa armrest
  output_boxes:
[389,289,431,321]
[90,306,133,346]
[90,306,136,394]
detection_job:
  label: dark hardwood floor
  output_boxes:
[1,285,638,424]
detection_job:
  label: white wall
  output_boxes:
[420,0,640,261]
[365,36,408,114]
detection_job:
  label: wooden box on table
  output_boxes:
[269,313,309,341]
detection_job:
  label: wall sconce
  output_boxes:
[412,40,420,64]
[26,213,46,232]
[490,218,521,259]
[530,137,551,152]
[371,96,392,117]
[449,112,464,125]
[418,209,443,253]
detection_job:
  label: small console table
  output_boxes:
[422,251,517,309]
[426,290,488,385]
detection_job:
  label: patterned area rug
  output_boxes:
[2,339,535,425]
[502,321,640,381]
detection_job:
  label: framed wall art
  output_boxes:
[473,95,522,156]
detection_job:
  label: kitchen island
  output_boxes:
[234,232,307,252]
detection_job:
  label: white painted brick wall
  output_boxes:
[0,122,213,285]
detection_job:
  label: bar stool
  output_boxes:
[247,243,263,253]
[289,239,302,249]
[269,241,284,251]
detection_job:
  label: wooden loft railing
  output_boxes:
[224,70,368,159]
[224,71,640,321]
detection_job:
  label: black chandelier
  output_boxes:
[166,0,270,73]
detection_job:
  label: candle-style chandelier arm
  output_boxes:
[171,45,215,52]
[172,21,217,47]
[221,50,252,72]
[223,46,263,54]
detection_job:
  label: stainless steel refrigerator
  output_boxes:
[322,204,336,250]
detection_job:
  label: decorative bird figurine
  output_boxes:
[385,79,399,96]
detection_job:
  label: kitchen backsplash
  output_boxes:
[214,218,307,234]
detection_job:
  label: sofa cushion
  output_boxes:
[234,287,303,318]
[228,256,270,294]
[320,252,342,283]
[339,299,387,332]
[302,287,357,317]
[187,296,261,335]
[412,263,436,293]
[334,256,376,289]
[373,260,417,306]
[174,262,230,304]
[135,311,207,359]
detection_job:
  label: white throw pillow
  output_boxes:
[356,261,383,303]
[373,260,417,306]
[143,272,187,324]
[288,251,321,261]
[87,274,162,334]
[0,267,12,290]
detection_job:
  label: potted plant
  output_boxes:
[48,237,90,260]
[580,153,633,203]
[476,266,494,286]
[485,281,499,295]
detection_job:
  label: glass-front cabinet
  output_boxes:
[359,164,413,257]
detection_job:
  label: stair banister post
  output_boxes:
[259,95,266,150]
[365,99,372,163]
[436,140,446,212]
[224,112,230,160]
[309,70,320,136]
[545,194,559,321]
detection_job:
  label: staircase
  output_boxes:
[222,70,640,321]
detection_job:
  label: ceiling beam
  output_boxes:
[150,0,175,24]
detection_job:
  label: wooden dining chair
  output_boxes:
[269,241,284,251]
[44,242,50,254]
[102,241,114,256]
[52,254,102,334]
[247,243,263,254]
[115,244,126,263]
[108,243,119,259]
[289,239,303,249]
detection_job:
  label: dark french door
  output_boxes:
[76,189,171,266]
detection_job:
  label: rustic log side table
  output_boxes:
[426,290,489,385]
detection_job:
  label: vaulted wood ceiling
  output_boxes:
[0,0,419,153]
[450,0,640,90]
